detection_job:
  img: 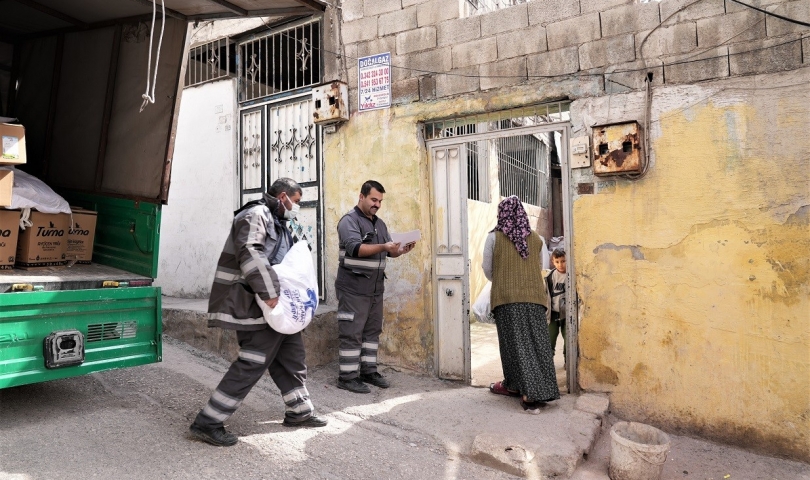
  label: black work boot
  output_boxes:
[359,372,390,389]
[189,423,238,447]
[283,413,329,428]
[337,377,371,394]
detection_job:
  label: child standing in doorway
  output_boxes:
[547,248,567,358]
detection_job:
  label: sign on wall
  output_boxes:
[358,52,391,112]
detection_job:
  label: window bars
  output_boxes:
[238,19,321,102]
[423,101,570,140]
[426,102,568,207]
[462,0,528,17]
[185,38,231,87]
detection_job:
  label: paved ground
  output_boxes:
[0,336,602,480]
[2,334,808,479]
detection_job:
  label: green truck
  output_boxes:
[0,0,325,389]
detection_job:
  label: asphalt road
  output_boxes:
[0,337,513,480]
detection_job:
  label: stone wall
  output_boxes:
[334,0,810,107]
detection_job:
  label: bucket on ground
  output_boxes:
[609,421,671,480]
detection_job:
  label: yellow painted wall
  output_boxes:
[322,78,598,372]
[575,83,810,460]
[322,72,808,460]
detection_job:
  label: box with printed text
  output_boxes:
[16,211,70,269]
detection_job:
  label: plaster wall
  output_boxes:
[570,69,810,460]
[156,80,237,298]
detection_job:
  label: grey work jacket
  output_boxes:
[335,206,392,296]
[207,193,292,331]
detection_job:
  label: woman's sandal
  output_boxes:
[489,381,521,397]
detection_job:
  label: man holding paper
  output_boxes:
[335,180,416,393]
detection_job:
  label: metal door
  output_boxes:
[432,145,470,381]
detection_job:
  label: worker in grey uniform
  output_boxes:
[189,177,327,447]
[335,180,415,393]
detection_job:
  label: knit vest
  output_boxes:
[490,231,548,309]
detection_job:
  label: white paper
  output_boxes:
[390,230,420,245]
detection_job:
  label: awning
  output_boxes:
[0,0,326,38]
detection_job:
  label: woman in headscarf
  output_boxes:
[482,196,560,413]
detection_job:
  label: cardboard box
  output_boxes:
[0,123,26,165]
[67,207,97,264]
[0,209,21,270]
[0,169,12,207]
[16,211,70,268]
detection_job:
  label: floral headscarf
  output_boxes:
[491,196,531,259]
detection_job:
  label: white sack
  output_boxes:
[472,281,492,323]
[1,166,71,215]
[256,241,319,334]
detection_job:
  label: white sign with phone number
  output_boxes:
[358,52,391,112]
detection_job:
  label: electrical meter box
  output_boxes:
[312,81,349,125]
[592,121,643,175]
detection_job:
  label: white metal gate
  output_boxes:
[239,95,324,297]
[426,109,578,392]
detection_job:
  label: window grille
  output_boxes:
[238,19,321,103]
[425,102,568,207]
[462,0,528,17]
[424,101,570,140]
[185,38,232,87]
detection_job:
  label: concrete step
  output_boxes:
[161,295,339,367]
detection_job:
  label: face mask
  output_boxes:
[283,199,300,220]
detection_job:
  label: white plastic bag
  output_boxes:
[472,282,492,323]
[1,167,71,215]
[256,241,319,334]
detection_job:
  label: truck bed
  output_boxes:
[0,263,152,293]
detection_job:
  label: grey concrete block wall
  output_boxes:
[392,77,421,104]
[528,46,580,77]
[724,0,781,14]
[379,7,418,37]
[636,22,698,58]
[395,47,452,79]
[343,16,378,43]
[766,1,810,37]
[604,61,664,93]
[364,0,402,17]
[729,35,804,75]
[660,0,725,23]
[663,46,730,83]
[335,0,810,105]
[452,37,498,69]
[805,35,810,63]
[697,10,766,47]
[480,57,528,90]
[437,16,481,47]
[528,0,581,26]
[436,65,479,97]
[396,26,437,55]
[580,0,632,14]
[480,3,529,37]
[342,0,363,22]
[579,34,636,70]
[601,2,661,37]
[547,12,601,49]
[416,0,458,27]
[497,26,548,60]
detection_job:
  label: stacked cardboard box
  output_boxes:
[16,211,70,269]
[0,123,26,165]
[67,207,97,264]
[0,209,21,269]
[0,122,26,208]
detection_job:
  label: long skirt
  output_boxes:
[493,302,560,403]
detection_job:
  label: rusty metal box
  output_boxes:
[592,121,643,175]
[312,81,349,125]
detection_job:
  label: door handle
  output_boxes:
[445,288,454,296]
